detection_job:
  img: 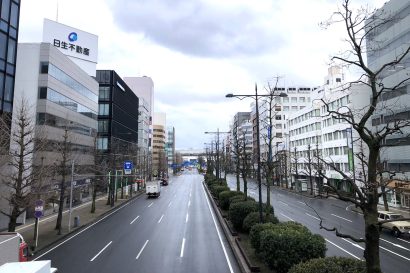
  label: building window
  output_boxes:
[97,137,108,150]
[1,0,10,21]
[40,62,48,74]
[291,97,297,103]
[98,120,109,133]
[283,97,289,103]
[99,104,110,116]
[99,86,110,100]
[299,97,305,102]
[336,78,341,83]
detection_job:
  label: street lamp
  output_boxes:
[204,130,230,179]
[226,83,287,222]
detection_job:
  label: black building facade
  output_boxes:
[0,0,20,115]
[96,70,139,152]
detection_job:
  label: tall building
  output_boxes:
[123,76,154,179]
[3,43,99,229]
[366,0,410,208]
[0,0,20,115]
[95,70,139,154]
[288,66,370,193]
[166,126,175,169]
[152,112,166,177]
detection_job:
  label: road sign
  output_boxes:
[124,160,133,175]
[34,199,44,218]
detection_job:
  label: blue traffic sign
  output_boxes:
[123,161,133,170]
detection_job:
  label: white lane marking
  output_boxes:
[297,201,305,205]
[380,238,410,251]
[325,239,362,260]
[186,213,189,223]
[17,196,106,231]
[342,238,364,250]
[279,201,288,206]
[148,202,153,208]
[380,246,410,261]
[136,240,149,260]
[188,200,191,207]
[90,241,112,262]
[158,214,164,224]
[34,201,132,260]
[203,186,234,273]
[280,213,295,221]
[130,216,140,225]
[305,213,320,221]
[180,238,186,258]
[331,213,353,223]
[168,201,172,207]
[397,238,410,244]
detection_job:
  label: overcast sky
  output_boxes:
[18,0,385,150]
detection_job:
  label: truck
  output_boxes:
[0,260,57,273]
[146,180,161,198]
[0,233,29,266]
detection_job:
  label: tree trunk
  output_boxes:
[55,172,66,234]
[91,183,97,213]
[236,166,240,192]
[243,173,248,200]
[363,149,382,273]
[380,185,389,211]
[8,209,18,232]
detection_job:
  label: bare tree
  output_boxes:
[0,99,45,231]
[231,122,242,192]
[317,1,410,272]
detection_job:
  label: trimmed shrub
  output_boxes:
[259,225,326,273]
[262,203,274,214]
[210,185,230,199]
[229,201,258,230]
[242,212,279,233]
[288,257,366,273]
[229,195,254,206]
[219,191,242,210]
[249,222,277,253]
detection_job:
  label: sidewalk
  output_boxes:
[15,190,143,255]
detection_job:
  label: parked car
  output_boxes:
[378,211,410,237]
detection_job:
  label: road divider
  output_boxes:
[325,239,362,260]
[331,213,353,223]
[305,213,320,221]
[342,238,364,250]
[280,213,295,221]
[380,238,409,251]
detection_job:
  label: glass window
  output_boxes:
[1,0,10,21]
[99,86,110,100]
[4,75,13,101]
[283,97,289,103]
[99,104,110,115]
[98,120,109,133]
[7,38,15,64]
[40,62,48,74]
[283,106,289,111]
[291,97,297,103]
[10,2,18,28]
[299,97,305,102]
[0,32,7,60]
[97,137,108,150]
[0,73,4,98]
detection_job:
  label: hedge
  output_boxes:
[259,225,326,273]
[229,201,259,230]
[288,257,366,273]
[249,222,277,253]
[210,185,230,199]
[219,191,243,210]
[242,212,279,233]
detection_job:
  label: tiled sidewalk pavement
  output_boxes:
[15,191,143,254]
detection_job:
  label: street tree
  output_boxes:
[317,1,410,272]
[0,99,46,231]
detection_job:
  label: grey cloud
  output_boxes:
[107,0,284,57]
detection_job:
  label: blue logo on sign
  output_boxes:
[68,32,78,42]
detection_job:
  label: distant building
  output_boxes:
[166,126,175,168]
[152,113,166,177]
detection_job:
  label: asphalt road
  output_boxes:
[34,171,240,273]
[225,174,410,273]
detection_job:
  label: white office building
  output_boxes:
[288,66,370,194]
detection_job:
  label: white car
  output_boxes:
[378,211,410,237]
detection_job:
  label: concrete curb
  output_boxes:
[32,191,144,258]
[203,181,258,273]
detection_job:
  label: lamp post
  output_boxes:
[205,130,230,179]
[226,83,287,222]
